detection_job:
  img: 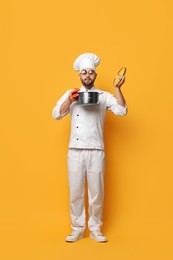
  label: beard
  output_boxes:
[80,77,95,87]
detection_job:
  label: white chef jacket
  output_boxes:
[52,86,127,150]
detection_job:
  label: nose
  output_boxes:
[85,72,91,77]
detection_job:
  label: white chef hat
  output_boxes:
[73,53,100,72]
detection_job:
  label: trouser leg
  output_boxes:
[67,149,86,231]
[87,150,105,231]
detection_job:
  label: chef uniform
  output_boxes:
[52,53,127,236]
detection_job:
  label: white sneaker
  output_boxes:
[65,230,84,242]
[90,230,108,242]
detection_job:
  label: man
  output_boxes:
[52,53,127,242]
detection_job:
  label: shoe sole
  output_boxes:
[65,234,84,242]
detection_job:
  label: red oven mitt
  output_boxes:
[69,88,80,101]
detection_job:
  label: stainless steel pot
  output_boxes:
[77,91,99,106]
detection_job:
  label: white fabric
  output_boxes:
[52,86,127,150]
[52,85,127,231]
[73,53,100,72]
[67,149,105,231]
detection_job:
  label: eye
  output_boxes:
[81,70,87,75]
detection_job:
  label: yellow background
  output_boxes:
[0,0,173,259]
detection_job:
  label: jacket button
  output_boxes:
[77,114,79,116]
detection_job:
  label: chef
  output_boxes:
[52,53,127,242]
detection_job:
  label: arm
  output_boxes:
[115,75,126,107]
[60,88,80,115]
[60,96,72,115]
[106,75,127,116]
[52,88,80,120]
[115,86,126,107]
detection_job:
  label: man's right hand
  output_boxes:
[69,88,80,102]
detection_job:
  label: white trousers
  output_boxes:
[67,149,105,232]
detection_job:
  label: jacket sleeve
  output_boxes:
[52,90,71,120]
[106,92,128,116]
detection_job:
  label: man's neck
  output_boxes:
[83,85,94,90]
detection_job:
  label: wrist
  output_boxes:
[68,95,73,103]
[115,86,121,91]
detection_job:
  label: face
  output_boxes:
[79,68,97,89]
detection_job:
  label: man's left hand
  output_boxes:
[115,76,125,88]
